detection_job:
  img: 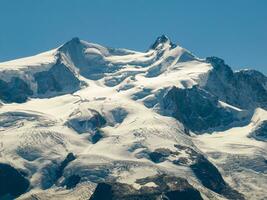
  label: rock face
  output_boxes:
[148,148,172,163]
[55,153,76,182]
[135,144,244,200]
[34,61,80,95]
[162,86,239,132]
[63,174,81,189]
[67,109,106,134]
[136,148,173,164]
[249,120,267,141]
[150,34,177,49]
[89,175,203,200]
[205,57,267,110]
[67,108,106,144]
[190,153,245,200]
[40,153,77,190]
[0,59,82,103]
[0,163,30,199]
[0,77,33,103]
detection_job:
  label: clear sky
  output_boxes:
[0,0,266,74]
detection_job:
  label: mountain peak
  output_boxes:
[156,34,170,43]
[150,34,176,49]
[68,37,80,44]
[64,37,81,46]
[59,37,82,52]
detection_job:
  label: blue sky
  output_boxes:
[0,0,266,74]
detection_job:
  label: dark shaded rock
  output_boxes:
[34,61,80,95]
[162,86,237,133]
[190,153,245,200]
[91,130,104,144]
[55,153,76,181]
[68,109,106,134]
[41,153,76,189]
[90,174,203,200]
[150,35,176,50]
[151,35,169,49]
[177,51,195,62]
[128,142,146,153]
[205,57,267,109]
[0,77,33,103]
[149,152,167,163]
[131,88,152,101]
[183,127,190,135]
[64,174,81,189]
[163,189,203,200]
[136,148,174,163]
[89,183,112,200]
[0,163,30,199]
[249,120,267,141]
[110,107,128,124]
[148,148,172,163]
[172,145,245,199]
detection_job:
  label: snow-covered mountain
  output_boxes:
[0,35,266,200]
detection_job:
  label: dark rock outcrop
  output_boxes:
[150,35,176,50]
[89,183,112,200]
[135,148,175,164]
[64,174,81,189]
[68,109,106,134]
[172,145,245,200]
[55,153,76,181]
[42,153,76,189]
[205,57,267,110]
[34,61,80,95]
[0,60,81,103]
[186,149,245,200]
[91,129,104,144]
[249,120,267,141]
[89,174,203,200]
[0,163,30,199]
[191,155,245,200]
[0,77,33,103]
[162,86,238,133]
[148,148,172,163]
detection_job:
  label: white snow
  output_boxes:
[0,49,57,70]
